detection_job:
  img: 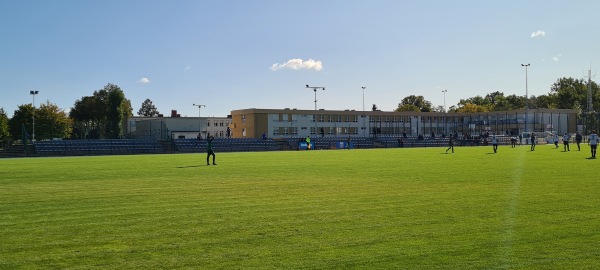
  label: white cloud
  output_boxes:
[184,66,191,72]
[531,30,545,38]
[138,77,150,84]
[270,58,323,71]
[553,54,562,62]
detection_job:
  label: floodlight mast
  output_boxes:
[362,87,366,137]
[306,85,325,136]
[30,90,39,142]
[192,104,206,134]
[521,63,530,133]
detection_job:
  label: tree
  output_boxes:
[457,95,490,108]
[8,104,34,142]
[397,95,433,112]
[0,108,10,146]
[455,103,489,113]
[432,105,446,113]
[70,96,103,139]
[530,94,556,109]
[8,102,71,141]
[548,77,600,110]
[106,85,126,138]
[504,94,527,110]
[70,83,131,139]
[36,102,72,140]
[138,99,160,116]
[395,104,421,112]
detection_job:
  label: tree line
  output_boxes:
[392,77,600,113]
[1,77,599,145]
[0,83,164,144]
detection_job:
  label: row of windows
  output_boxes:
[207,120,230,127]
[273,127,360,135]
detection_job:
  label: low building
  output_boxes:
[126,116,233,140]
[230,108,578,139]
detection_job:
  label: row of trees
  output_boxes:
[2,84,139,143]
[1,84,163,144]
[392,77,600,114]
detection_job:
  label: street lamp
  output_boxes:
[442,90,448,113]
[362,87,366,137]
[442,89,448,136]
[192,104,205,135]
[521,64,530,133]
[30,90,39,142]
[306,85,325,136]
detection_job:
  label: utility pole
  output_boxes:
[584,66,596,134]
[306,85,325,136]
[362,87,366,137]
[521,64,530,133]
[30,90,39,142]
[192,104,205,135]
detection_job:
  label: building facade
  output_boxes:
[126,116,233,140]
[230,108,578,139]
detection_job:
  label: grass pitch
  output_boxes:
[1,144,599,269]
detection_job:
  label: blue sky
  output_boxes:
[2,0,600,118]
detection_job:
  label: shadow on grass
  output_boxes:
[176,165,203,168]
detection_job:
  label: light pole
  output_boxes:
[442,89,448,136]
[306,85,325,136]
[192,104,205,135]
[442,90,448,113]
[30,90,39,142]
[362,86,366,137]
[521,64,530,133]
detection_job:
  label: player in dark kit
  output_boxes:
[530,133,536,151]
[446,136,454,154]
[575,131,583,151]
[206,135,216,165]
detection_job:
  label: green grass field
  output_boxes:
[1,144,599,269]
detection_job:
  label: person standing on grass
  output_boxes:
[530,133,537,151]
[576,131,583,151]
[588,130,599,158]
[519,134,523,145]
[446,136,454,154]
[306,136,311,150]
[491,134,498,153]
[206,135,216,165]
[553,133,559,148]
[562,132,571,151]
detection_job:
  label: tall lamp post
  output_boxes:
[521,64,530,133]
[442,89,448,113]
[362,87,366,137]
[306,85,325,136]
[30,90,39,142]
[192,104,205,136]
[442,89,448,135]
